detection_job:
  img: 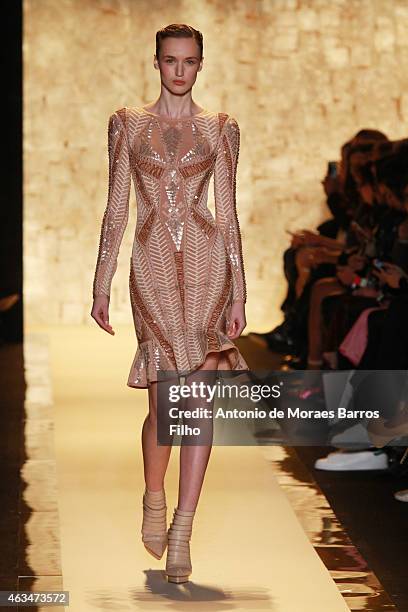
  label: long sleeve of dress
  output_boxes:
[213,116,247,304]
[92,111,131,299]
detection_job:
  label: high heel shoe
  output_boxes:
[141,487,168,560]
[165,507,195,583]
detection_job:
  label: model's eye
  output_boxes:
[186,60,195,65]
[165,59,174,63]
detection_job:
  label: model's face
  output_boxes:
[154,37,203,95]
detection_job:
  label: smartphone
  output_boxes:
[328,161,338,178]
[372,258,385,270]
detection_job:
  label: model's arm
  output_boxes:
[213,116,247,304]
[92,111,131,300]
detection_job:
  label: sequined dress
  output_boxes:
[92,106,249,388]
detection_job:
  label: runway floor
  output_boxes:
[1,324,400,611]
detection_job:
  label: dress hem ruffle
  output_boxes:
[126,331,249,389]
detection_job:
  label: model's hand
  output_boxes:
[91,295,115,335]
[227,301,246,340]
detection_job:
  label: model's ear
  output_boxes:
[153,54,159,70]
[197,57,204,72]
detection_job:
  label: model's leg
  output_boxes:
[178,351,221,511]
[142,380,173,490]
[166,350,222,583]
[141,379,174,560]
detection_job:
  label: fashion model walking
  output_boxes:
[91,23,249,583]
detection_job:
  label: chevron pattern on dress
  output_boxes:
[191,209,217,241]
[93,107,249,387]
[213,117,247,303]
[222,134,233,185]
[130,242,168,333]
[200,231,227,326]
[93,112,131,298]
[184,207,210,289]
[192,113,222,156]
[110,130,125,189]
[136,158,164,179]
[190,169,213,210]
[206,330,222,352]
[115,107,128,132]
[179,120,210,163]
[132,164,155,210]
[179,153,216,179]
[148,222,183,330]
[218,112,228,135]
[138,119,166,163]
[207,261,232,350]
[129,264,176,367]
[143,172,160,210]
[173,251,185,320]
[138,208,156,246]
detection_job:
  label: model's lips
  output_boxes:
[173,80,186,85]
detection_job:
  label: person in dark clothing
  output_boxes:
[249,129,390,360]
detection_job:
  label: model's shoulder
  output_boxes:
[111,105,149,120]
[224,114,239,129]
[213,111,239,133]
[123,105,148,119]
[107,107,128,134]
[202,109,230,121]
[110,106,151,136]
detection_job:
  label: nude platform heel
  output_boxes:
[165,507,196,583]
[141,488,168,560]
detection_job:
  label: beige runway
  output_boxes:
[42,323,349,612]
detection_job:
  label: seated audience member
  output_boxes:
[314,142,408,482]
[250,129,389,361]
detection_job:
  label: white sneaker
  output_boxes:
[394,489,408,502]
[314,449,388,471]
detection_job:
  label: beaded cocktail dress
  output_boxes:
[92,106,249,388]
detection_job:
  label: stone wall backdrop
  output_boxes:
[24,0,408,330]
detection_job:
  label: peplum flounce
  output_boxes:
[127,327,249,389]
